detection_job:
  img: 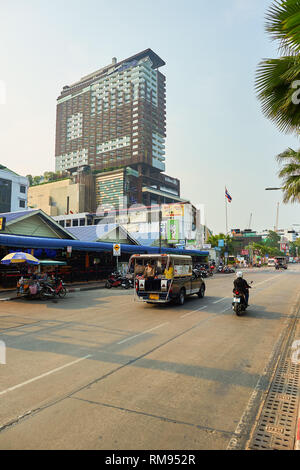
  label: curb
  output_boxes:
[68,285,105,293]
[0,284,105,300]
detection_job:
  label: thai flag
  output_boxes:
[225,188,232,203]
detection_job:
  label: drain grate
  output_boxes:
[249,360,300,450]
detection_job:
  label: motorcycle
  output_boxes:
[232,282,253,316]
[121,276,134,289]
[194,265,209,278]
[40,278,67,299]
[105,272,123,288]
[232,289,248,316]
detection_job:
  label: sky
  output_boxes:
[0,0,299,234]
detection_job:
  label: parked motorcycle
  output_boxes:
[105,272,123,288]
[121,276,134,289]
[40,278,67,299]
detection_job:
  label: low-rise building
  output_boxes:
[28,172,95,216]
[0,165,29,213]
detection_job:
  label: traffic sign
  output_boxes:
[113,244,121,257]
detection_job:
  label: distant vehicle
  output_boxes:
[130,254,206,305]
[274,256,288,270]
[268,259,276,267]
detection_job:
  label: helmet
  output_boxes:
[236,271,243,278]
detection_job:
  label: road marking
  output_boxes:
[181,306,208,318]
[253,274,282,288]
[117,323,169,345]
[213,297,228,304]
[0,355,92,397]
[221,306,232,313]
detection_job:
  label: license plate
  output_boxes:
[233,298,240,303]
[149,294,159,300]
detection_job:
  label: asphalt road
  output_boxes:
[0,266,299,450]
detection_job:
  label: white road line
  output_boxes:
[212,297,228,304]
[180,306,208,319]
[221,306,232,313]
[253,274,282,288]
[117,323,169,345]
[0,355,92,397]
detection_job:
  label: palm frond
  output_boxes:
[282,174,300,202]
[276,147,300,163]
[266,0,300,54]
[278,162,300,177]
[255,55,300,135]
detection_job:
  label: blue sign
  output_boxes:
[218,239,225,247]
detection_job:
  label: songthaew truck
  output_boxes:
[130,254,206,305]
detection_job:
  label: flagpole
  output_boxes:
[225,186,228,235]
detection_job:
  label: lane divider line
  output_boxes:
[0,355,92,397]
[213,297,228,304]
[117,323,169,345]
[181,306,208,319]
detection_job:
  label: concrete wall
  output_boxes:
[28,179,86,216]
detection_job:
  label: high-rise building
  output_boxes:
[55,49,166,172]
[55,49,183,206]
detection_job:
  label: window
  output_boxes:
[20,185,26,194]
[80,218,85,226]
[59,220,65,227]
[19,199,25,208]
[72,219,79,227]
[66,220,71,227]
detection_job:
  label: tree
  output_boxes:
[276,147,300,202]
[33,176,42,185]
[256,0,300,135]
[264,230,281,247]
[207,233,234,255]
[26,174,33,186]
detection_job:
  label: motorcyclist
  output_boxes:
[233,271,251,306]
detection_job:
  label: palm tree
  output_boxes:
[256,0,300,135]
[277,147,300,202]
[265,0,300,54]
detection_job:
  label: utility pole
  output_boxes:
[159,208,162,254]
[275,202,280,232]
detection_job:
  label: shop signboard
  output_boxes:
[0,217,6,231]
[162,204,184,218]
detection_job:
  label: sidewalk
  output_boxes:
[0,280,106,301]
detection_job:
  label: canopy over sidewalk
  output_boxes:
[0,234,209,258]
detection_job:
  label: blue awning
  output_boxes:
[0,234,209,257]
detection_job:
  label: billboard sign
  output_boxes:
[162,204,184,218]
[167,219,179,243]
